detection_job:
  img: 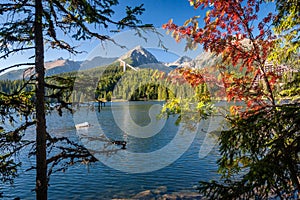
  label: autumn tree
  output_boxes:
[163,0,299,198]
[0,1,150,199]
[270,0,299,68]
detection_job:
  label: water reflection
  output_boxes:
[3,101,220,199]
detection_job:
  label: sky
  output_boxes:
[0,0,276,72]
[0,0,204,72]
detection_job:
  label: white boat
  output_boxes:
[75,122,90,129]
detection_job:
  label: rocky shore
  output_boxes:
[112,186,204,200]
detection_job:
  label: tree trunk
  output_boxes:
[34,0,47,199]
[259,65,276,105]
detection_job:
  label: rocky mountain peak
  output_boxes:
[174,56,192,64]
[119,46,159,67]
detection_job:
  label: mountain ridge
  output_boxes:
[0,46,213,80]
[0,56,118,80]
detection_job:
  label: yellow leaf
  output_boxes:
[184,18,192,27]
[206,10,210,17]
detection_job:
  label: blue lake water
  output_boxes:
[2,101,221,199]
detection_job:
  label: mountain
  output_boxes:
[165,56,193,69]
[45,59,81,76]
[0,56,119,80]
[0,58,82,80]
[190,51,221,68]
[0,69,26,81]
[163,52,218,69]
[80,56,117,70]
[119,45,159,67]
[174,56,193,64]
[1,46,212,81]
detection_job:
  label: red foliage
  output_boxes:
[163,0,279,110]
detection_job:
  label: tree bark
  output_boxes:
[34,0,47,199]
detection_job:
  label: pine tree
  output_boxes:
[0,1,150,199]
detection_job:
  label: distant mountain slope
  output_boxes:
[191,51,220,68]
[175,56,193,64]
[0,69,25,81]
[165,55,193,68]
[0,47,220,81]
[0,58,82,80]
[0,56,117,80]
[45,59,81,76]
[80,56,117,70]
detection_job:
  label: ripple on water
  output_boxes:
[3,102,220,199]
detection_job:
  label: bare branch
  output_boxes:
[0,63,34,74]
[52,0,111,41]
[0,46,35,59]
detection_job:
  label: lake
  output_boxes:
[2,101,221,199]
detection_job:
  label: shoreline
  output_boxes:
[111,186,203,200]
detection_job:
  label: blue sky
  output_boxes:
[0,0,204,72]
[0,0,276,72]
[119,0,203,28]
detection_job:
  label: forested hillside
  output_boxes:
[0,62,213,103]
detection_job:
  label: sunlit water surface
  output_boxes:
[2,101,220,199]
